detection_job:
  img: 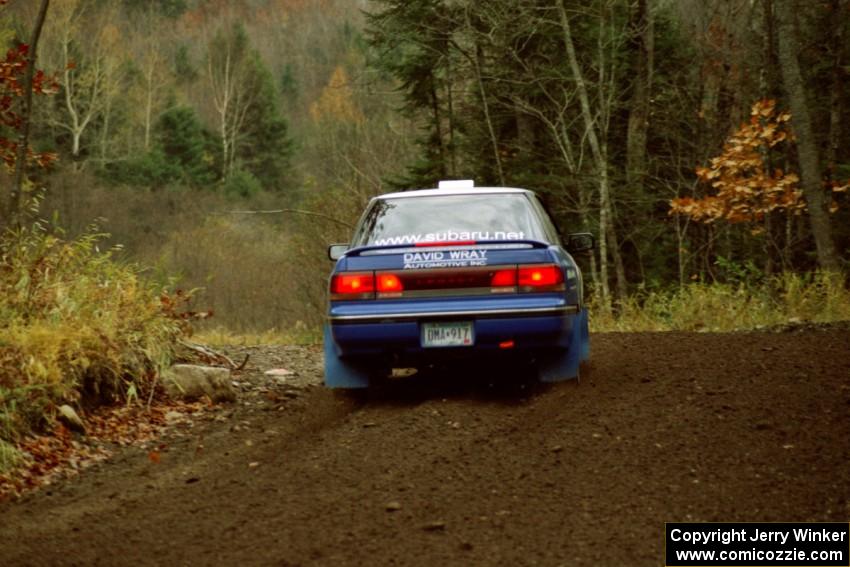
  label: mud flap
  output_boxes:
[538,309,588,383]
[323,324,371,389]
[579,308,590,361]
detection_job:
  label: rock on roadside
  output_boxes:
[57,405,86,434]
[162,365,236,403]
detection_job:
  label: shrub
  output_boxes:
[0,224,185,451]
[99,148,182,188]
[222,169,262,198]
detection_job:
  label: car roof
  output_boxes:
[376,187,534,200]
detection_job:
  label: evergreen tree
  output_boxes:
[156,105,217,188]
[101,105,215,189]
[236,54,294,193]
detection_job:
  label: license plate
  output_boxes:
[421,322,474,348]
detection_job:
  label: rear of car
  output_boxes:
[324,184,590,388]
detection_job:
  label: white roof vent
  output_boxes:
[437,179,475,190]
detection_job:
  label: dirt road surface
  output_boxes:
[1,328,849,566]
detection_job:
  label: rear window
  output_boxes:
[352,193,546,246]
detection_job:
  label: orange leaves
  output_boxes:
[0,38,57,171]
[159,289,213,338]
[753,98,775,117]
[670,99,809,226]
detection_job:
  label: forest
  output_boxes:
[1,0,849,336]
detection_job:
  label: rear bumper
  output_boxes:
[328,296,578,359]
[329,304,576,323]
[328,294,575,321]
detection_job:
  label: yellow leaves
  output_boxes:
[768,131,787,147]
[752,98,776,117]
[670,99,804,226]
[309,66,364,125]
[695,166,719,181]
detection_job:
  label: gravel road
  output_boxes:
[1,328,849,566]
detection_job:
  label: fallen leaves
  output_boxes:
[0,397,207,501]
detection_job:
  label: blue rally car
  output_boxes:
[324,180,593,388]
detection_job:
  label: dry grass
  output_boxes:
[589,272,850,332]
[193,322,320,347]
[0,223,185,470]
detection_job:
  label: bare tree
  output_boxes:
[454,5,506,186]
[625,0,654,193]
[826,0,847,181]
[206,22,259,179]
[775,0,840,271]
[41,0,122,163]
[134,2,173,152]
[8,0,50,223]
[556,0,628,304]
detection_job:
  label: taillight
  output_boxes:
[518,264,564,290]
[377,273,403,293]
[330,264,565,300]
[331,272,374,299]
[490,269,517,287]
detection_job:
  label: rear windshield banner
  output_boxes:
[375,229,526,246]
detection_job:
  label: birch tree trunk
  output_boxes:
[556,0,627,303]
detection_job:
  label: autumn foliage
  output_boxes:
[670,99,812,226]
[0,42,57,170]
[309,66,364,124]
[670,99,850,229]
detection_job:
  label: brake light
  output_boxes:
[490,269,517,287]
[377,273,403,292]
[415,240,476,247]
[331,272,374,295]
[518,265,563,288]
